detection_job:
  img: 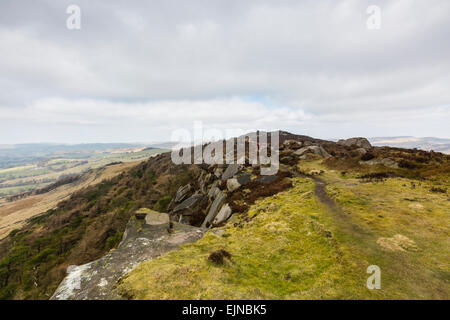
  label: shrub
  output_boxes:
[208,249,232,265]
[28,248,56,265]
[154,196,172,212]
[105,232,124,250]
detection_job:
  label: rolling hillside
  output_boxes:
[0,132,449,300]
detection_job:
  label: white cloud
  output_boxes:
[0,0,449,142]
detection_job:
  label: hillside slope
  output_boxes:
[0,161,145,240]
[1,132,449,300]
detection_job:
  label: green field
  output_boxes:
[0,148,168,198]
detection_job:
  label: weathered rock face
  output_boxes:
[222,164,240,180]
[173,194,206,214]
[51,211,203,300]
[282,140,303,150]
[337,137,372,149]
[354,148,367,155]
[213,204,232,225]
[174,184,192,203]
[294,145,330,158]
[202,191,226,228]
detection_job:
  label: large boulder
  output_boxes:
[337,137,372,149]
[173,194,206,213]
[221,164,240,180]
[51,210,203,300]
[226,173,251,192]
[172,194,207,222]
[213,204,232,225]
[226,178,241,192]
[282,140,303,150]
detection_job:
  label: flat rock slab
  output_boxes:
[51,213,203,300]
[173,194,206,213]
[145,211,170,225]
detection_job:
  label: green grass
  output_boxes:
[118,178,372,299]
[118,160,450,300]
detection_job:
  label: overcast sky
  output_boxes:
[0,0,449,143]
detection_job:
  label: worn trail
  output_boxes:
[281,165,373,238]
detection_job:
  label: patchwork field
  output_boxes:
[0,160,148,240]
[0,148,167,198]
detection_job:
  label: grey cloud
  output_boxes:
[0,0,449,143]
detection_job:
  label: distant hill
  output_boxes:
[368,137,450,154]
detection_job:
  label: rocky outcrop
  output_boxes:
[51,210,203,300]
[337,137,372,149]
[172,194,207,223]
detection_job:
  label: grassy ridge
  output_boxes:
[118,161,450,299]
[118,178,368,299]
